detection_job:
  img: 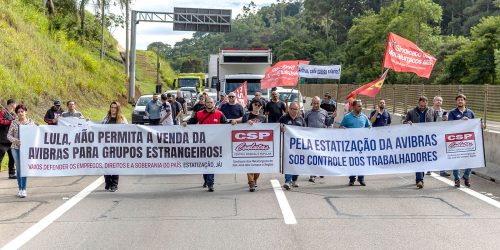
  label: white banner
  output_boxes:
[284,119,485,176]
[298,64,341,79]
[20,124,280,176]
[58,117,95,127]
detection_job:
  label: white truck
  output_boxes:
[208,48,273,101]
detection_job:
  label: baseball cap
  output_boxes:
[54,100,61,106]
[220,92,227,96]
[324,92,332,98]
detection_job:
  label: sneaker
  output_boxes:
[425,171,431,175]
[208,186,214,192]
[9,175,17,179]
[349,181,355,186]
[104,185,110,190]
[464,178,471,187]
[358,180,366,186]
[319,176,324,178]
[439,172,451,177]
[17,190,22,197]
[416,181,424,189]
[291,181,299,188]
[283,182,291,190]
[202,182,207,188]
[20,190,27,198]
[308,176,316,183]
[109,187,117,192]
[454,179,460,188]
[249,186,255,192]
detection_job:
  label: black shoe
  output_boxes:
[8,175,16,179]
[426,171,431,175]
[358,180,366,186]
[308,176,315,183]
[454,179,460,188]
[349,181,355,186]
[464,178,471,187]
[109,186,117,192]
[319,176,324,178]
[249,186,255,192]
[105,185,110,190]
[440,172,451,177]
[208,186,214,192]
[202,182,207,188]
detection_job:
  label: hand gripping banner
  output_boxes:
[284,119,485,176]
[20,124,280,176]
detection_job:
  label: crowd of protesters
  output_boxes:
[0,90,485,197]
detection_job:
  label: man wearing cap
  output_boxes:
[44,100,64,125]
[216,92,228,109]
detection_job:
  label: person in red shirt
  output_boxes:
[182,97,231,192]
[0,99,17,179]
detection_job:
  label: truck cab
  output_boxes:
[211,48,273,101]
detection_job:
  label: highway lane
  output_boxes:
[1,172,499,250]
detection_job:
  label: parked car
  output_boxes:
[164,90,195,111]
[275,87,305,112]
[132,95,153,124]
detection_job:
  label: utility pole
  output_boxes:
[125,0,129,76]
[156,49,161,94]
[100,0,105,60]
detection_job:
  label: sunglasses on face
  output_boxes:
[228,96,235,98]
[253,103,262,106]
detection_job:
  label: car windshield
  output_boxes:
[225,79,263,96]
[136,96,152,106]
[278,92,299,102]
[179,78,200,88]
[181,91,192,98]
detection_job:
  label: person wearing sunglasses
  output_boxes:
[219,92,244,124]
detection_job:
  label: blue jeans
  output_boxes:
[453,169,471,181]
[203,174,214,187]
[416,172,424,183]
[284,174,298,183]
[349,175,364,182]
[12,149,27,190]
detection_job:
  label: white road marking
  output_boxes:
[270,179,297,225]
[431,173,500,209]
[1,177,104,250]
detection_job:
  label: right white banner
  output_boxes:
[283,119,485,176]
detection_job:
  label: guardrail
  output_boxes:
[298,84,500,125]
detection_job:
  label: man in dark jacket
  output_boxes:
[0,99,16,178]
[403,96,433,189]
[44,100,64,125]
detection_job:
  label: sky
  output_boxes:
[90,0,277,50]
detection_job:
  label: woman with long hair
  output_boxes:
[101,101,128,192]
[8,104,36,198]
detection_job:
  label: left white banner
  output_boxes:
[20,124,280,176]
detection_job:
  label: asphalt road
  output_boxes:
[1,171,499,250]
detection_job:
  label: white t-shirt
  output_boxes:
[160,102,173,126]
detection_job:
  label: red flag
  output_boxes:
[346,69,389,101]
[383,32,436,78]
[261,60,310,89]
[233,81,248,107]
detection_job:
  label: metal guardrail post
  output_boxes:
[484,84,489,126]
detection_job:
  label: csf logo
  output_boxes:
[232,130,273,142]
[445,132,475,142]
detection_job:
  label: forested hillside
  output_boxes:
[0,0,176,122]
[150,0,500,85]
